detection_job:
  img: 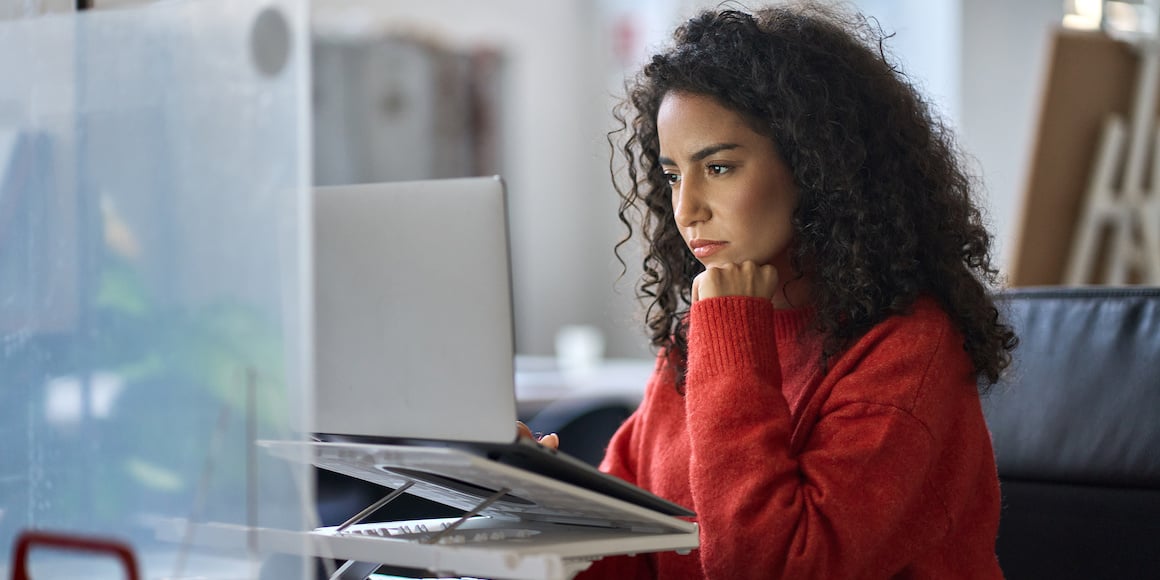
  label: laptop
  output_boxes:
[286,177,696,563]
[311,176,518,446]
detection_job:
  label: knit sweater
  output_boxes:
[578,295,1003,579]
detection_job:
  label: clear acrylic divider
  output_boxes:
[0,1,314,577]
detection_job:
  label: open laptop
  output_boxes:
[298,177,695,549]
[312,176,519,446]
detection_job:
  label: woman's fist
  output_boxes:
[692,260,780,302]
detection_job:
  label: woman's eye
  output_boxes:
[663,172,680,185]
[708,164,731,175]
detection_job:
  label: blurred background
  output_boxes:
[6,0,1126,360]
[3,0,1159,577]
[299,0,1071,360]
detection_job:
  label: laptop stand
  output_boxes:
[155,440,699,580]
[318,483,559,580]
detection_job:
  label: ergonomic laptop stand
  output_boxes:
[157,440,699,580]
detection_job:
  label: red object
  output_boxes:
[581,296,1003,579]
[612,14,638,68]
[10,530,139,580]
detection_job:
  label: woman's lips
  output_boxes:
[690,239,728,258]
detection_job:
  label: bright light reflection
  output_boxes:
[1063,0,1103,30]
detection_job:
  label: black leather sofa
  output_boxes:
[982,287,1160,578]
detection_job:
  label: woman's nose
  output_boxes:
[673,182,709,227]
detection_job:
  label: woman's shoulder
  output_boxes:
[826,295,974,408]
[866,295,959,346]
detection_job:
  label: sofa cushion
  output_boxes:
[995,479,1160,578]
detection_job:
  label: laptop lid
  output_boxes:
[313,177,518,444]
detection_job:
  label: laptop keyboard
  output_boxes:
[319,519,542,545]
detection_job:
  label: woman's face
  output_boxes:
[657,92,799,277]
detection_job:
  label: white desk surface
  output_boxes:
[514,355,654,406]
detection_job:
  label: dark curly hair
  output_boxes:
[611,2,1017,391]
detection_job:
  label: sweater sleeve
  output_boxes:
[597,409,640,485]
[685,296,953,579]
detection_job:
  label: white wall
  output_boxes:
[855,0,962,125]
[959,0,1064,272]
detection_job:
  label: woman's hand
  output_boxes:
[516,421,559,449]
[692,260,780,302]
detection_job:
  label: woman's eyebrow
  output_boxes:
[658,143,741,166]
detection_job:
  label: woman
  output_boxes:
[573,3,1017,578]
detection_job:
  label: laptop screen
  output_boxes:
[312,177,518,444]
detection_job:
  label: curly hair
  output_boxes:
[611,2,1017,392]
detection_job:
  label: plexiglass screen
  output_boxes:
[0,1,313,577]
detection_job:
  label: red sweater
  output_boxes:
[579,296,1002,579]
